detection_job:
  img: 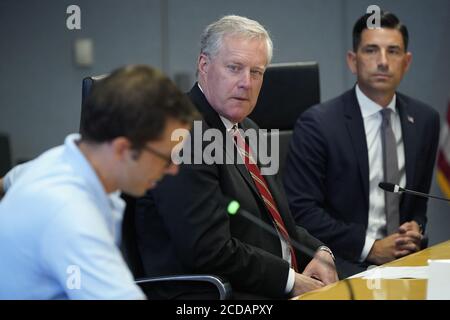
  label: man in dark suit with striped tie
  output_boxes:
[135,15,337,299]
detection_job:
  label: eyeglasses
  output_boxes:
[141,144,173,168]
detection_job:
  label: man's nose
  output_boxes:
[238,70,251,89]
[377,50,389,71]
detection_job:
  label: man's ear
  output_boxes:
[403,51,413,73]
[197,53,209,76]
[346,50,357,75]
[111,137,132,160]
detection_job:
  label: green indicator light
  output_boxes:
[227,200,240,215]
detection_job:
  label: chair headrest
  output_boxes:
[249,62,320,130]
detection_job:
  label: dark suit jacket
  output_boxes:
[135,84,323,299]
[284,88,440,269]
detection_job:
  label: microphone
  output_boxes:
[224,198,355,299]
[379,182,450,202]
[225,199,323,261]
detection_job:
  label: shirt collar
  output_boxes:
[355,84,397,118]
[64,133,125,211]
[219,115,238,134]
[64,133,106,195]
[197,82,204,94]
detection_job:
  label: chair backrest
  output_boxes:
[249,62,320,176]
[0,133,12,177]
[80,75,108,132]
[81,75,145,279]
[250,61,320,130]
[120,193,146,278]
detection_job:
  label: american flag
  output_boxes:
[437,102,450,199]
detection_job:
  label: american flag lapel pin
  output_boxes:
[407,115,414,124]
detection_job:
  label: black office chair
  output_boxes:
[0,133,12,177]
[81,75,232,300]
[249,62,320,177]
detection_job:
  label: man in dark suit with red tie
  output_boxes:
[135,15,337,299]
[284,11,440,277]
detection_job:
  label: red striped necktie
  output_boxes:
[232,126,299,272]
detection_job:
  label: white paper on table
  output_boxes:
[427,260,450,300]
[349,266,429,279]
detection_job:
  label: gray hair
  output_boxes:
[200,15,273,65]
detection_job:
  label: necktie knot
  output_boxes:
[230,124,240,140]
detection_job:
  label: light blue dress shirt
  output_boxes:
[0,134,145,299]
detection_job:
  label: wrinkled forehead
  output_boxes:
[217,34,269,64]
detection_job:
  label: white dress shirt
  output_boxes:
[356,85,406,262]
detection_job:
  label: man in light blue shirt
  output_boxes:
[0,65,196,299]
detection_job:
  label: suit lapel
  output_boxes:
[344,89,370,210]
[240,120,298,237]
[241,120,298,236]
[264,170,298,234]
[396,94,417,191]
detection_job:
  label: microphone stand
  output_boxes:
[379,182,450,202]
[226,200,356,300]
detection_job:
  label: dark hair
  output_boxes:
[80,65,199,150]
[352,11,409,52]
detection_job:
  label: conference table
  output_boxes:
[294,240,450,300]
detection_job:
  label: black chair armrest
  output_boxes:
[135,275,232,300]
